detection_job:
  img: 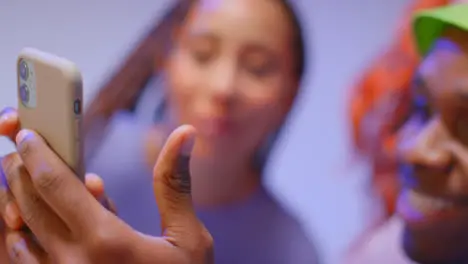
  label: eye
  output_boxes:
[245,63,274,77]
[243,57,277,78]
[240,46,279,78]
[191,48,213,64]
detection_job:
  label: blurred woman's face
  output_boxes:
[397,33,468,263]
[165,0,298,155]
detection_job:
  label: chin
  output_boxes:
[402,225,468,263]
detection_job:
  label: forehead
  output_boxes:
[183,0,293,48]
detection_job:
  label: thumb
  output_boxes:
[153,124,197,233]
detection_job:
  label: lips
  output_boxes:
[398,189,453,227]
[397,187,468,231]
[407,190,451,212]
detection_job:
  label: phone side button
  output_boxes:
[74,99,82,115]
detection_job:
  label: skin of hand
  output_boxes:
[0,108,113,263]
[0,108,213,264]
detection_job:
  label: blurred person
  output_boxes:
[1,0,318,263]
[346,4,468,263]
[347,0,448,260]
[349,0,449,222]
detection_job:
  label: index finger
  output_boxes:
[14,130,104,232]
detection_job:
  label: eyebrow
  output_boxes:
[243,43,278,57]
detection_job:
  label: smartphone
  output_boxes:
[17,48,84,181]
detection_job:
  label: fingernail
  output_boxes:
[0,107,15,117]
[15,129,33,145]
[9,238,27,260]
[0,113,12,124]
[0,108,15,124]
[181,133,195,156]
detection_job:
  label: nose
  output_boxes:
[398,118,453,196]
[206,60,237,103]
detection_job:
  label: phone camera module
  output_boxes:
[19,84,30,105]
[19,60,29,81]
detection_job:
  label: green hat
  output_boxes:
[413,4,468,56]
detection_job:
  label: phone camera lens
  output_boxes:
[19,84,30,105]
[19,60,29,81]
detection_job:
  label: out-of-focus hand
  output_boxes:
[0,108,115,263]
[0,108,115,227]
